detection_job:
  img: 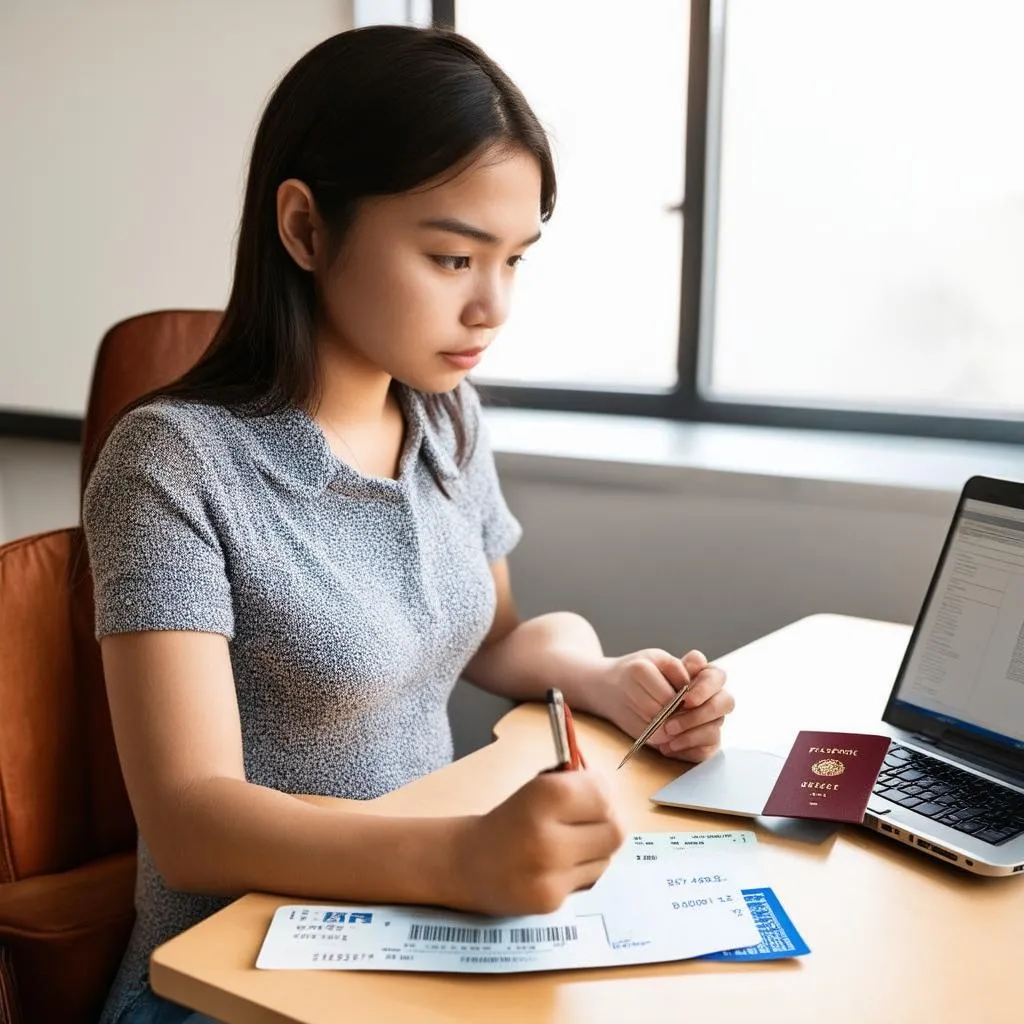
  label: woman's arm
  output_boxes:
[103,631,463,901]
[461,559,609,713]
[464,560,735,761]
[101,630,624,914]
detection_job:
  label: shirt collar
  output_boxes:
[235,383,461,495]
[398,385,461,485]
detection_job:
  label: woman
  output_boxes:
[84,25,734,1023]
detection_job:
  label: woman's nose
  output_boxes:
[462,274,511,330]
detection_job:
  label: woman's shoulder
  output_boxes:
[113,395,231,435]
[83,398,245,544]
[91,398,236,483]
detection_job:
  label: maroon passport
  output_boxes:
[761,731,891,823]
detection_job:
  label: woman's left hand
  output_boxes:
[594,648,735,762]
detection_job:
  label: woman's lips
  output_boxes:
[440,347,485,370]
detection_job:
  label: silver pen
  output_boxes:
[616,684,690,769]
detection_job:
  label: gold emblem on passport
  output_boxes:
[811,758,846,777]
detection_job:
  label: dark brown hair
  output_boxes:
[113,26,556,467]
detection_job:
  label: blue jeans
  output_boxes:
[117,985,219,1023]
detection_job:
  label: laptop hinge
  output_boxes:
[910,730,1024,788]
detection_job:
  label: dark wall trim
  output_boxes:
[0,411,82,443]
[673,0,712,418]
[431,0,455,30]
[677,399,1024,446]
[476,383,675,420]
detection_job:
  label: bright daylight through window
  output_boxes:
[455,0,689,390]
[703,0,1024,420]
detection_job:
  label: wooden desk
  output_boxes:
[151,615,1024,1023]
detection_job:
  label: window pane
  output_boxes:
[456,0,688,389]
[707,0,1024,420]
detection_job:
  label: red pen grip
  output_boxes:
[563,704,587,770]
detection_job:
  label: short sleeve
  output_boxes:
[82,403,235,640]
[458,384,523,562]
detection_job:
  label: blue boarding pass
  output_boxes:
[702,887,810,961]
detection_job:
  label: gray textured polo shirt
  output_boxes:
[82,382,521,1022]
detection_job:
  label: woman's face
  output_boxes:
[317,147,543,393]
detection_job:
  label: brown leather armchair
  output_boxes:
[0,311,220,1024]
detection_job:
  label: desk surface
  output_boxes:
[151,615,1024,1023]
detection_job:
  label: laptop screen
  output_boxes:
[891,498,1024,753]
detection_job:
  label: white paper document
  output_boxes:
[256,831,762,973]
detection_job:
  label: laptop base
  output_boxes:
[651,746,1024,876]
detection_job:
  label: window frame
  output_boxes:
[452,0,1024,447]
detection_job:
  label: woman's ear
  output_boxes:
[276,179,323,271]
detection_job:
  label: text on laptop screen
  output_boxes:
[893,498,1024,751]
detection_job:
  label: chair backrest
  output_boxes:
[0,530,102,880]
[0,529,139,1024]
[80,309,222,489]
[0,310,220,1023]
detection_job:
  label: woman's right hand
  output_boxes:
[448,770,626,917]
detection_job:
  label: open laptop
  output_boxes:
[653,475,1024,876]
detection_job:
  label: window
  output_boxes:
[452,0,1024,443]
[705,0,1024,424]
[454,0,689,390]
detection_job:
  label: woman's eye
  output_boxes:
[431,255,471,271]
[430,254,526,271]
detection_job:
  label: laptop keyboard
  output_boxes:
[873,744,1024,846]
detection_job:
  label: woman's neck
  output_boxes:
[311,331,407,479]
[313,332,395,429]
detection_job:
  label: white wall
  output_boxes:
[0,0,350,418]
[0,439,80,542]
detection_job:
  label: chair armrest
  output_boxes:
[0,851,135,942]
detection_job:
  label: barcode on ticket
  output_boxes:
[408,924,579,944]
